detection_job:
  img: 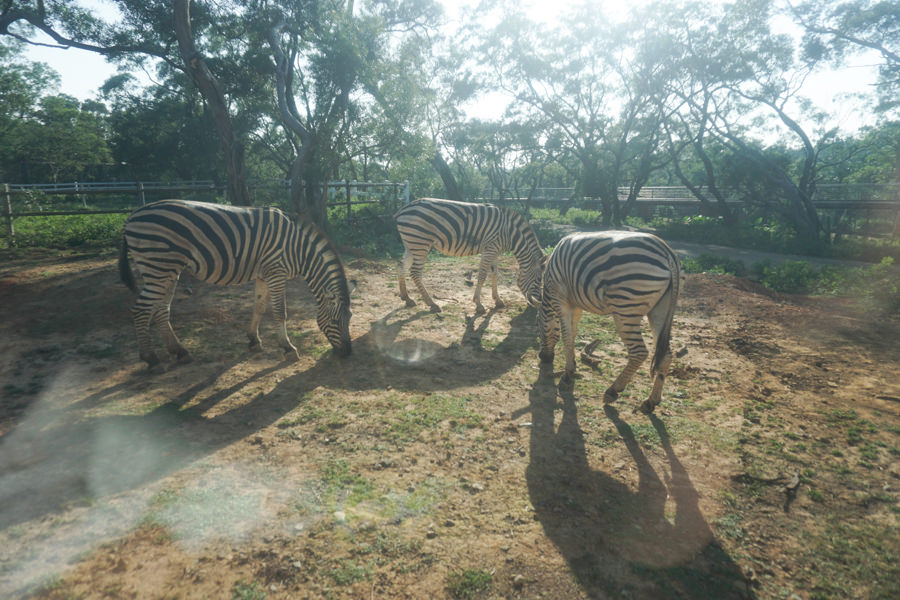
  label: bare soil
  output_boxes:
[0,248,898,600]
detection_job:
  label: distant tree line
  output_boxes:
[1,0,898,241]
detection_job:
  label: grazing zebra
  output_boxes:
[538,231,681,414]
[119,199,353,370]
[393,198,545,314]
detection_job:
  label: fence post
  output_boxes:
[4,184,14,248]
[345,181,352,223]
[138,182,146,206]
[403,180,410,205]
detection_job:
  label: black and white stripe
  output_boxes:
[538,231,681,413]
[119,199,352,369]
[394,198,545,314]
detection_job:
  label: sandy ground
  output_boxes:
[0,247,898,599]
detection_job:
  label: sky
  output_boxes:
[20,0,881,135]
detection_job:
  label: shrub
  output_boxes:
[682,253,748,277]
[752,259,822,294]
[9,214,127,249]
[447,568,493,599]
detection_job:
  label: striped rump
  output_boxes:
[538,230,681,413]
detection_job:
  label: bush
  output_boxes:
[682,253,748,277]
[8,214,127,249]
[752,259,822,294]
[751,257,900,317]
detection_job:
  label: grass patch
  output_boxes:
[800,519,900,600]
[447,568,493,599]
[379,394,485,447]
[329,559,374,585]
[232,580,267,600]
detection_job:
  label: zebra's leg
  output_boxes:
[149,272,191,365]
[538,292,560,364]
[265,273,301,361]
[604,314,648,404]
[490,260,504,309]
[398,248,416,308]
[559,305,583,386]
[472,252,494,315]
[132,287,162,370]
[639,292,675,414]
[247,278,269,352]
[409,249,440,313]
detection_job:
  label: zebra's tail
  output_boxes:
[650,249,681,375]
[119,233,137,293]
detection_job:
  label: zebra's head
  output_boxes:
[517,252,547,307]
[316,280,355,357]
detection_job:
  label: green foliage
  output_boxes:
[329,559,374,585]
[751,257,900,316]
[446,568,493,599]
[682,253,748,277]
[752,259,822,294]
[653,215,900,263]
[8,214,126,249]
[328,207,405,258]
[231,580,266,600]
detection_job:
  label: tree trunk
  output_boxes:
[432,151,463,200]
[173,0,250,206]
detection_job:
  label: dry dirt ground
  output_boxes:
[0,247,898,600]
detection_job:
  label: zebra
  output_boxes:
[118,199,353,370]
[393,198,545,314]
[537,230,681,414]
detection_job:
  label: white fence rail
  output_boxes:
[1,179,410,247]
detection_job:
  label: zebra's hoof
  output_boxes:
[603,388,619,404]
[429,304,442,313]
[473,305,486,316]
[559,373,575,388]
[148,362,168,375]
[249,342,263,353]
[494,300,505,310]
[539,350,554,364]
[636,400,656,415]
[404,299,416,308]
[283,350,301,363]
[176,350,192,364]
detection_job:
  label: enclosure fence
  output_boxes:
[480,183,900,238]
[1,179,410,247]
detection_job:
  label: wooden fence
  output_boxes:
[1,179,410,247]
[483,183,900,237]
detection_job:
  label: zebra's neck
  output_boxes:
[290,220,348,300]
[505,214,543,269]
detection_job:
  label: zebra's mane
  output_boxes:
[295,217,351,300]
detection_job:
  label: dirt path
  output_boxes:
[0,250,898,599]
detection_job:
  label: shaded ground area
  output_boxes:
[0,248,897,599]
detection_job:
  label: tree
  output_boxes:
[264,0,441,224]
[792,0,900,112]
[0,37,59,180]
[4,94,111,182]
[2,0,256,203]
[479,1,668,225]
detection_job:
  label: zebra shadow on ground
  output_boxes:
[522,364,753,599]
[334,304,538,392]
[0,302,537,533]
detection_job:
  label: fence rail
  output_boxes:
[1,179,410,247]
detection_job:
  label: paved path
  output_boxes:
[666,240,882,270]
[543,223,889,270]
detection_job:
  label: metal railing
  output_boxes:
[1,179,410,247]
